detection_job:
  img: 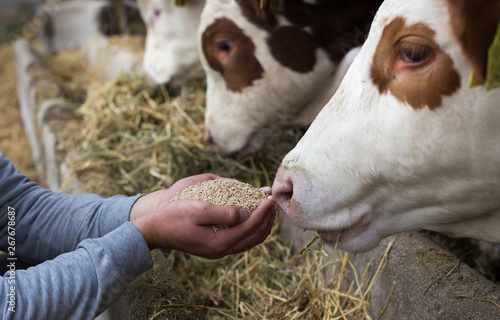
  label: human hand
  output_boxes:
[130,174,276,259]
[129,174,224,221]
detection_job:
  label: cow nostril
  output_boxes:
[273,179,294,214]
[204,130,217,150]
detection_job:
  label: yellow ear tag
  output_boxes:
[174,0,185,6]
[469,21,500,89]
[485,21,500,90]
[469,71,482,88]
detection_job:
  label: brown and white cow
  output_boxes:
[138,0,205,85]
[273,0,500,252]
[198,0,383,155]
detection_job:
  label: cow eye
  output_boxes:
[216,41,233,52]
[149,8,161,20]
[400,43,431,64]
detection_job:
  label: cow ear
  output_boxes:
[259,0,280,14]
[236,0,278,30]
[251,0,279,19]
[448,0,500,84]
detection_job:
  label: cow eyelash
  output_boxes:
[398,42,432,65]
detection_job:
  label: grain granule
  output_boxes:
[169,179,268,213]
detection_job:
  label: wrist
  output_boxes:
[129,194,148,221]
[132,217,156,250]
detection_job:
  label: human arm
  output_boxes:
[1,222,152,319]
[0,154,274,319]
[0,152,141,264]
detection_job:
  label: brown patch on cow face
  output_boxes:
[201,18,264,92]
[267,26,318,73]
[234,0,383,73]
[279,0,383,62]
[447,0,500,83]
[370,17,461,110]
[236,0,278,30]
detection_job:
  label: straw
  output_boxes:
[62,74,302,197]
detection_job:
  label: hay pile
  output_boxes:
[64,74,302,196]
[41,47,90,107]
[165,231,393,320]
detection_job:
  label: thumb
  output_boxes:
[195,203,250,227]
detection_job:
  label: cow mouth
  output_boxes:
[316,215,370,248]
[234,133,265,159]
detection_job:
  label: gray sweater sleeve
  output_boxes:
[0,153,154,318]
[0,152,143,264]
[1,222,153,319]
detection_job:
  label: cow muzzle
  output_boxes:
[272,166,294,216]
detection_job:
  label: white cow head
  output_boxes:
[273,0,500,252]
[138,0,205,85]
[198,0,382,156]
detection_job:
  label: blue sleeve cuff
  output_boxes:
[93,221,153,277]
[98,194,146,236]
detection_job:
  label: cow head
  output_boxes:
[273,0,500,251]
[138,0,205,85]
[198,0,381,156]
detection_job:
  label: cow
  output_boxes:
[272,0,500,252]
[138,0,205,85]
[198,0,383,156]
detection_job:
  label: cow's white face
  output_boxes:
[273,0,500,251]
[138,0,205,85]
[198,0,380,155]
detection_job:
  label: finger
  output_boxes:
[210,195,274,229]
[165,174,224,199]
[227,202,276,254]
[189,200,275,259]
[194,203,249,227]
[190,173,224,183]
[217,198,275,246]
[183,175,243,186]
[173,173,222,190]
[229,217,273,254]
[260,186,272,195]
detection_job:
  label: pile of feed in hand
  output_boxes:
[170,179,268,213]
[40,39,391,319]
[170,179,268,231]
